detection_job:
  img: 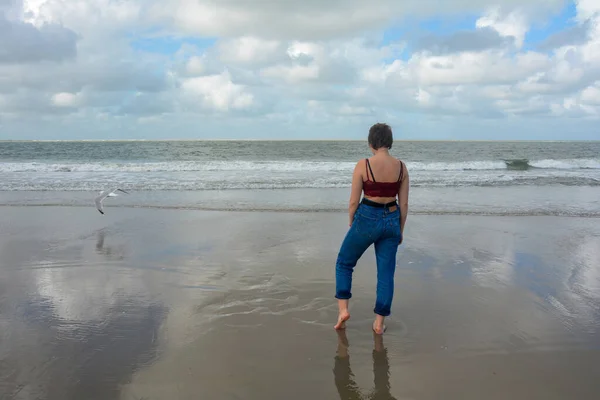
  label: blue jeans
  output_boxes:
[335,200,402,316]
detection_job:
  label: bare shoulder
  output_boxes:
[397,158,409,181]
[352,159,366,181]
[396,157,407,170]
[354,158,366,170]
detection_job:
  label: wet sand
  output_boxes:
[1,207,599,399]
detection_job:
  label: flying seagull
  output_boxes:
[94,188,129,214]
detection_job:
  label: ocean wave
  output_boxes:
[1,158,599,173]
[529,159,600,169]
[1,202,598,217]
[0,161,353,173]
[1,175,598,191]
[506,158,600,170]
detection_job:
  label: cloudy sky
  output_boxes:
[0,0,599,140]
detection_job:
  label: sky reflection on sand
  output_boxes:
[0,208,599,399]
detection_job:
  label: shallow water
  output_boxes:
[2,186,600,217]
[1,207,599,399]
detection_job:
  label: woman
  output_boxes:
[334,123,409,335]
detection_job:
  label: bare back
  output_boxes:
[348,150,410,225]
[362,154,406,203]
[365,155,402,182]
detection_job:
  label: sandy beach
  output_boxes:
[1,206,599,399]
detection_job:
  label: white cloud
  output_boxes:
[51,92,80,107]
[550,96,598,118]
[217,36,283,65]
[1,0,600,139]
[287,41,322,59]
[337,104,374,116]
[575,0,600,21]
[180,71,254,112]
[581,85,600,105]
[21,0,141,37]
[415,88,433,106]
[150,0,563,40]
[184,56,205,76]
[261,64,320,84]
[476,8,529,47]
[0,5,78,63]
[259,38,402,87]
[374,50,551,88]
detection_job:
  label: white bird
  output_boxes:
[94,188,129,214]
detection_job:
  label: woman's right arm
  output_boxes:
[348,160,364,226]
[398,163,410,240]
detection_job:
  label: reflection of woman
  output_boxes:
[334,123,410,334]
[334,330,397,400]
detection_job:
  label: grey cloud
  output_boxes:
[0,0,21,18]
[0,49,171,119]
[116,93,174,116]
[509,107,552,117]
[536,20,592,51]
[0,87,176,119]
[0,16,78,63]
[414,27,512,54]
[0,89,74,115]
[225,68,268,87]
[318,59,359,84]
[418,101,507,119]
[78,61,168,93]
[0,55,168,94]
[520,61,600,96]
[154,0,564,40]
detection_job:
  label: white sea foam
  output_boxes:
[529,159,600,170]
[408,161,507,171]
[1,158,599,192]
[1,158,599,173]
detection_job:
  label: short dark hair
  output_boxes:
[368,123,393,149]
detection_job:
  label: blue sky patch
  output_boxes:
[524,1,578,51]
[129,33,217,55]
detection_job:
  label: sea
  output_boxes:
[0,140,599,217]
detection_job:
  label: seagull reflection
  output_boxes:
[95,230,126,261]
[334,330,397,400]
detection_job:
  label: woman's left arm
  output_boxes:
[348,161,363,226]
[398,163,410,241]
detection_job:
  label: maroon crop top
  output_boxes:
[363,158,404,198]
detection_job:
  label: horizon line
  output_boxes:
[1,139,598,143]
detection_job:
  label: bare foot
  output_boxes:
[334,311,350,330]
[372,321,387,335]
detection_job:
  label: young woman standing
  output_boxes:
[334,123,410,335]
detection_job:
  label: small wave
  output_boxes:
[409,161,507,171]
[504,158,600,171]
[1,177,599,191]
[505,159,530,171]
[530,159,600,170]
[1,171,599,191]
[0,161,355,173]
[2,158,598,173]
